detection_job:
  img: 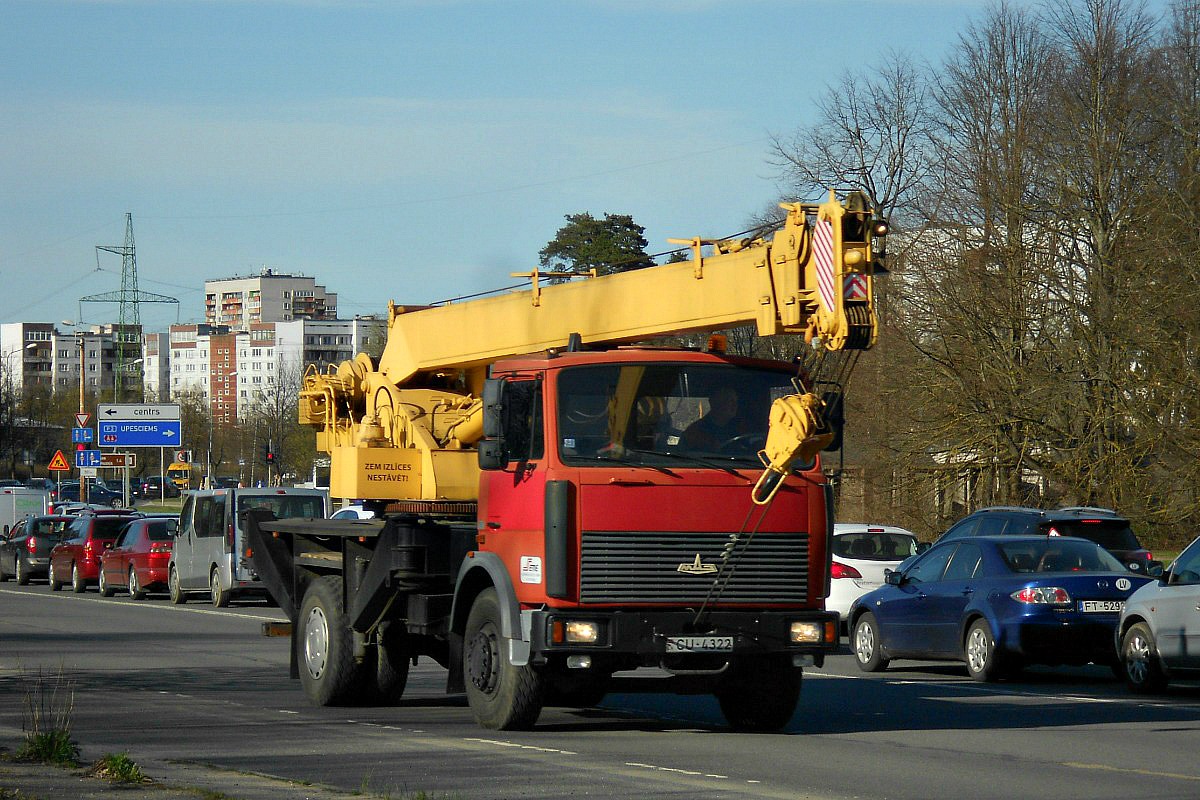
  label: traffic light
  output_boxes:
[264,445,276,465]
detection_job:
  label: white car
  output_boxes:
[330,504,375,520]
[827,523,919,628]
[1116,534,1200,692]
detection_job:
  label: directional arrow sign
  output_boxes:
[97,403,180,422]
[99,453,136,468]
[97,420,182,447]
[71,427,94,443]
[75,450,102,468]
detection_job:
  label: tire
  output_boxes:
[71,563,86,594]
[168,565,186,604]
[0,557,9,582]
[110,498,123,509]
[297,575,363,706]
[463,588,544,730]
[210,568,231,608]
[15,556,31,586]
[49,563,63,591]
[852,613,890,672]
[98,565,114,597]
[1121,622,1167,694]
[129,566,146,600]
[360,623,410,706]
[964,619,1004,682]
[716,658,803,732]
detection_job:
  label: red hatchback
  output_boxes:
[99,516,176,599]
[49,511,141,593]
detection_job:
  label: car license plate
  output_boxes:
[1079,600,1123,613]
[665,635,734,653]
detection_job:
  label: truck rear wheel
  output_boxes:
[716,658,802,732]
[298,575,362,706]
[463,588,543,730]
[360,623,410,706]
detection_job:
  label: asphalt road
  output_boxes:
[3,580,1200,800]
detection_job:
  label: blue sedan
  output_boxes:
[847,535,1154,681]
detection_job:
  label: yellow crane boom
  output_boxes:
[300,190,885,505]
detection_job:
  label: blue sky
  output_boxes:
[0,0,1123,331]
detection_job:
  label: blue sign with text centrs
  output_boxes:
[97,420,182,447]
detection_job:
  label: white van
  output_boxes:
[169,487,328,606]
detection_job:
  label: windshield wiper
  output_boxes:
[623,447,750,476]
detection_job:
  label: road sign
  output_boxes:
[75,413,91,428]
[48,450,70,471]
[98,420,182,447]
[97,403,180,422]
[100,453,136,468]
[175,449,192,463]
[75,450,101,468]
[80,467,97,478]
[71,427,94,443]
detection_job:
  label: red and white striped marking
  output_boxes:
[844,273,868,300]
[814,218,835,312]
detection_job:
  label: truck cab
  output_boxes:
[171,487,328,606]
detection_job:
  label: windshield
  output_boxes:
[556,362,804,468]
[999,539,1126,573]
[236,494,325,519]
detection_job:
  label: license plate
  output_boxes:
[665,635,734,653]
[1080,600,1124,613]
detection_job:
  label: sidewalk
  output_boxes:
[0,740,377,800]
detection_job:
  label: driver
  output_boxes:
[680,386,742,451]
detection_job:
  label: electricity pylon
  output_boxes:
[81,213,179,401]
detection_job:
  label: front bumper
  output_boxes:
[528,609,838,668]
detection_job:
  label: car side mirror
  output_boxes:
[885,570,903,586]
[916,542,931,554]
[1146,560,1164,578]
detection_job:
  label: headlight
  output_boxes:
[550,619,602,645]
[790,621,822,643]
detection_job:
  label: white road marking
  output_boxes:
[0,587,286,623]
[465,737,577,755]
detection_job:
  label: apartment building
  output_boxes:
[204,270,337,331]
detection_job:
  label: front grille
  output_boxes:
[579,530,809,604]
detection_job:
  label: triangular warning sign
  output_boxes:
[48,450,70,471]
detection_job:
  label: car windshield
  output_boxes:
[94,517,135,537]
[556,362,806,468]
[236,494,324,519]
[146,520,176,541]
[999,540,1126,573]
[833,532,917,560]
[1042,520,1140,551]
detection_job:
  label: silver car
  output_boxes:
[1116,535,1200,692]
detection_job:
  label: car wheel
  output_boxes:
[463,588,544,730]
[99,566,114,597]
[168,565,186,604]
[15,556,30,586]
[129,566,146,600]
[110,498,123,508]
[49,563,63,591]
[964,619,1003,682]
[71,563,86,594]
[0,557,9,582]
[210,569,231,608]
[1121,622,1167,694]
[853,612,890,672]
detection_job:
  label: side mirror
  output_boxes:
[885,570,903,586]
[1146,560,1164,578]
[479,378,510,471]
[916,541,931,554]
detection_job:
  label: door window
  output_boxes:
[1171,538,1200,586]
[905,544,957,584]
[943,543,983,581]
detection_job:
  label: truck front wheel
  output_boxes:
[463,588,543,730]
[716,658,802,732]
[298,575,362,706]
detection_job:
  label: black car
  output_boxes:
[935,506,1158,573]
[0,514,73,584]
[134,476,180,499]
[53,481,128,509]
